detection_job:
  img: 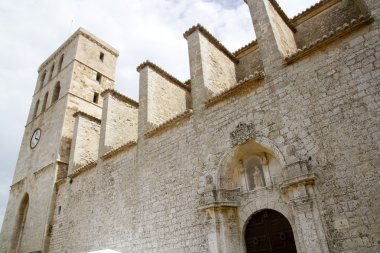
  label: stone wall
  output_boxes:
[50,15,379,253]
[99,91,138,155]
[68,113,101,173]
[2,1,380,253]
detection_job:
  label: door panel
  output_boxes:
[245,209,297,253]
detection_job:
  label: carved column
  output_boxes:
[280,161,329,253]
[199,188,241,253]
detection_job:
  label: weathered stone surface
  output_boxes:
[1,1,379,253]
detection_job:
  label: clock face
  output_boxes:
[30,128,41,149]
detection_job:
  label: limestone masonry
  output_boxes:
[1,0,379,252]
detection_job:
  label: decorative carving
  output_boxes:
[230,123,256,147]
[199,188,240,208]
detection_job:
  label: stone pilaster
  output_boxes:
[281,161,329,253]
[184,25,237,114]
[245,0,297,72]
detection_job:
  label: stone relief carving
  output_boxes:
[230,122,256,147]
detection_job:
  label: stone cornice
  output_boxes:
[55,178,66,187]
[101,89,139,108]
[285,15,373,64]
[101,141,137,160]
[137,60,191,92]
[184,79,191,87]
[233,40,258,57]
[145,109,193,138]
[291,0,341,25]
[38,27,119,73]
[68,161,97,179]
[280,173,317,192]
[184,24,239,64]
[73,111,102,124]
[205,71,265,107]
[10,177,26,190]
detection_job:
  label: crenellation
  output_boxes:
[286,14,374,64]
[99,89,138,156]
[1,1,380,252]
[234,41,264,81]
[137,61,190,132]
[292,0,367,49]
[186,25,238,113]
[68,111,101,174]
[184,24,239,64]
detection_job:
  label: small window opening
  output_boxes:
[49,63,55,81]
[42,92,49,111]
[40,71,46,89]
[52,82,61,103]
[33,100,40,118]
[93,92,99,104]
[96,72,102,83]
[58,206,61,215]
[99,52,104,62]
[58,54,64,72]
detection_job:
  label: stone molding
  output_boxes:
[101,89,139,108]
[10,177,26,191]
[136,60,190,92]
[144,109,193,138]
[285,14,374,63]
[205,71,265,107]
[233,40,258,57]
[68,160,97,179]
[199,188,240,209]
[73,111,101,125]
[184,24,239,64]
[291,0,341,25]
[101,141,137,160]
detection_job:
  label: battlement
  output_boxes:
[66,0,375,169]
[38,27,119,73]
[2,0,379,252]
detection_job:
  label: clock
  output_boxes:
[30,128,41,149]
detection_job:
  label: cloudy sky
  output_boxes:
[0,0,320,229]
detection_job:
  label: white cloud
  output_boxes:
[0,0,320,229]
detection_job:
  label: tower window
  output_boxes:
[58,54,64,72]
[96,72,102,83]
[33,100,40,118]
[40,71,46,89]
[49,63,55,81]
[58,206,61,215]
[99,52,104,62]
[52,82,61,103]
[42,92,49,111]
[93,92,99,104]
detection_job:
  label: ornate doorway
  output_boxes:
[245,209,297,253]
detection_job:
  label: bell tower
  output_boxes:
[0,28,118,253]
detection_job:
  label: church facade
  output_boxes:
[1,0,379,252]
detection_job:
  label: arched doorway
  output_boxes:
[245,209,297,253]
[10,193,29,253]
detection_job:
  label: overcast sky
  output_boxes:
[0,0,320,229]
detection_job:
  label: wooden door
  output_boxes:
[245,209,297,253]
